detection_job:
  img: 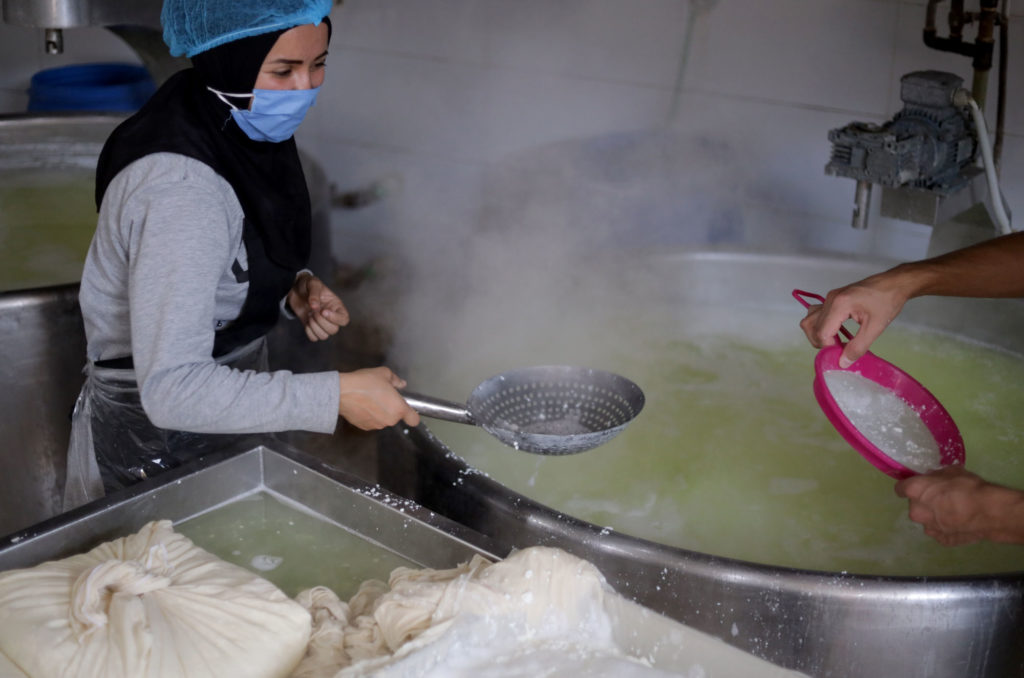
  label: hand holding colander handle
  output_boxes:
[792,289,855,344]
[402,391,476,425]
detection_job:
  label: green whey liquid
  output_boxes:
[0,169,96,292]
[177,491,416,598]
[415,304,1024,576]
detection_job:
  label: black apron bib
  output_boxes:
[214,218,297,357]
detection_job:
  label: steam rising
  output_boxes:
[379,129,749,389]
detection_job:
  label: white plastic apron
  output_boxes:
[62,337,267,512]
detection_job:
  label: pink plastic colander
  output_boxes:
[792,289,965,479]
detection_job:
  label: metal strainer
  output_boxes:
[403,365,645,455]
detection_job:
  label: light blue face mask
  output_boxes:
[209,86,320,143]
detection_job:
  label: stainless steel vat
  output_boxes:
[377,420,1024,678]
[368,251,1024,678]
[0,284,83,535]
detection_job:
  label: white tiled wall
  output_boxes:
[0,0,1020,269]
[683,0,900,112]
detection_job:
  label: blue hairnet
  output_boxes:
[162,0,333,58]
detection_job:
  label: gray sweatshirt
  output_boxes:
[79,152,339,435]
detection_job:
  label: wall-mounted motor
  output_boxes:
[826,70,978,229]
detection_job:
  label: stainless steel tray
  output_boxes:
[0,445,501,574]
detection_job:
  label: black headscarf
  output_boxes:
[95,18,332,272]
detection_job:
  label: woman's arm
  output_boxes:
[115,155,416,435]
[119,157,341,434]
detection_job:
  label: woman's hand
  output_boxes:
[287,272,350,342]
[338,367,420,430]
[895,466,1024,546]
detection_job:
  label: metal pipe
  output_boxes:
[922,0,998,67]
[852,180,872,229]
[925,0,941,32]
[924,0,975,56]
[970,69,989,110]
[922,0,1000,122]
[992,0,1010,170]
[949,0,967,40]
[970,0,999,109]
[43,27,62,55]
[974,0,1000,73]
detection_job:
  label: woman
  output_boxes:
[65,0,418,509]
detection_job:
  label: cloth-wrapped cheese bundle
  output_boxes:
[290,546,810,678]
[0,520,310,678]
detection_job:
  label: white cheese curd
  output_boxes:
[823,370,942,473]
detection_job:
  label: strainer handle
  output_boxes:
[792,289,854,343]
[402,391,476,425]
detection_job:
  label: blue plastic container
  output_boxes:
[27,63,156,113]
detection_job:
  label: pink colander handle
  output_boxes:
[792,289,854,344]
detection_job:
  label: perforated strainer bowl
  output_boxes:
[403,365,645,455]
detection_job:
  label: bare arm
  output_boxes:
[905,231,1024,299]
[801,232,1024,366]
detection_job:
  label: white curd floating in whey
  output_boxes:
[822,370,942,474]
[415,306,1024,577]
